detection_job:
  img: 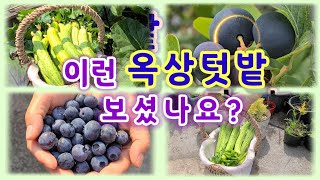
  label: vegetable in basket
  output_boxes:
[210,121,255,166]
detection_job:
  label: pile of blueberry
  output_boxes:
[193,8,295,84]
[37,94,130,173]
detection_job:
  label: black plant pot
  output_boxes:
[304,135,312,151]
[287,96,312,125]
[284,133,302,146]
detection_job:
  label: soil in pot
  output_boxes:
[284,133,303,146]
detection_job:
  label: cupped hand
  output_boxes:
[25,93,150,174]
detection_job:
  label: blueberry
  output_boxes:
[65,100,80,111]
[79,107,94,122]
[42,124,52,133]
[209,8,254,54]
[58,152,74,170]
[71,118,86,133]
[92,141,107,156]
[57,137,72,153]
[60,123,76,138]
[107,142,122,150]
[74,161,90,174]
[52,107,66,120]
[253,12,295,58]
[52,119,66,135]
[84,144,93,161]
[38,132,57,150]
[51,151,60,159]
[44,115,55,126]
[75,94,86,107]
[71,144,89,162]
[64,107,79,122]
[72,133,84,145]
[100,124,117,144]
[84,120,101,141]
[90,155,108,172]
[93,108,101,121]
[192,42,224,82]
[97,97,104,110]
[84,95,98,108]
[116,130,129,145]
[106,145,121,162]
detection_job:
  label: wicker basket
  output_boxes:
[199,101,262,175]
[14,5,105,86]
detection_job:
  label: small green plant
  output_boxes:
[248,98,268,122]
[285,119,308,137]
[297,94,312,115]
[285,110,309,137]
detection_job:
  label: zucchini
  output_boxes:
[78,27,96,57]
[32,35,64,86]
[47,27,71,69]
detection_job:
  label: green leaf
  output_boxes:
[111,6,125,16]
[192,17,212,39]
[111,17,149,87]
[270,31,314,86]
[166,34,180,53]
[272,5,312,41]
[224,4,261,19]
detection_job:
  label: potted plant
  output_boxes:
[248,98,271,139]
[284,120,308,146]
[287,94,312,125]
[263,100,276,115]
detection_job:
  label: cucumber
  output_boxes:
[41,37,49,49]
[47,27,71,69]
[71,21,80,29]
[49,45,60,68]
[78,27,96,57]
[58,23,65,32]
[51,21,59,30]
[59,23,81,58]
[32,35,64,86]
[72,27,79,46]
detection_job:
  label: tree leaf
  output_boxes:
[192,17,212,39]
[111,6,125,16]
[272,5,312,41]
[111,17,149,86]
[166,34,180,53]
